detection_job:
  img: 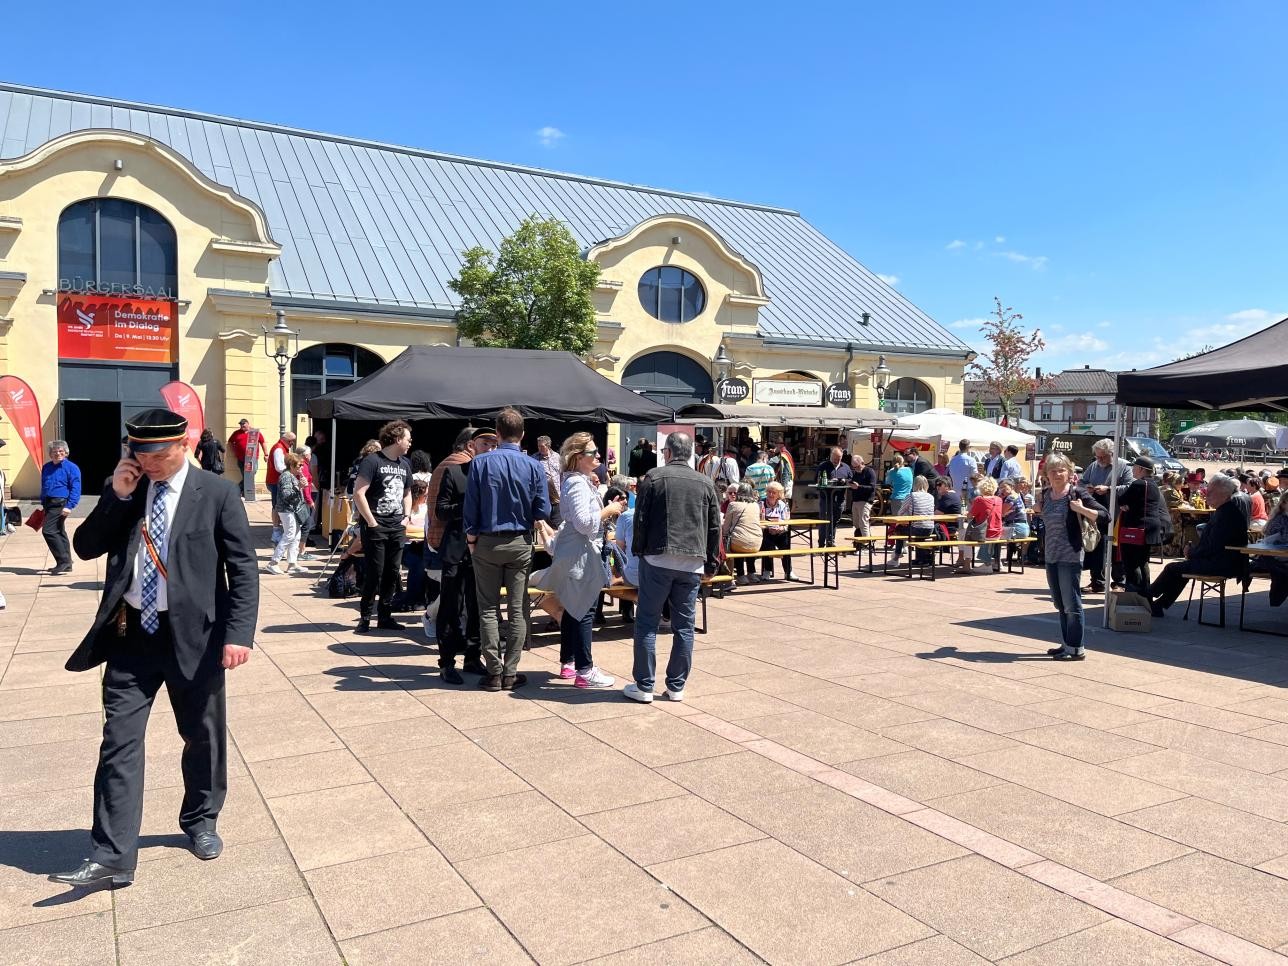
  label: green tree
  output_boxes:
[971,396,987,420]
[449,215,601,354]
[967,297,1051,422]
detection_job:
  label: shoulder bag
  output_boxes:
[1119,482,1146,547]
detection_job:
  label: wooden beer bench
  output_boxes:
[724,546,855,590]
[600,574,734,634]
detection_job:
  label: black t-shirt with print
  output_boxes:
[358,452,411,527]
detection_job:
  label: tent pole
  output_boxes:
[1103,407,1125,627]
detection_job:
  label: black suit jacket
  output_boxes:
[1188,496,1250,577]
[70,469,259,679]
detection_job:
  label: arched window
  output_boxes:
[638,267,706,323]
[291,343,384,416]
[883,377,933,414]
[58,199,178,298]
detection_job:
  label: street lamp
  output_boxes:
[712,343,733,382]
[262,309,299,438]
[871,354,893,410]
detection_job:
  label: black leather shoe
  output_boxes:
[441,665,464,685]
[481,674,503,692]
[190,830,223,860]
[377,617,403,630]
[462,659,488,676]
[50,563,73,576]
[502,673,528,691]
[49,860,134,887]
[356,619,371,633]
[1051,651,1086,661]
[1046,647,1064,656]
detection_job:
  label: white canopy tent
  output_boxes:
[888,409,1036,449]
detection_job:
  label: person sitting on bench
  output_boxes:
[1148,473,1248,617]
[891,476,936,565]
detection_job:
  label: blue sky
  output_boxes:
[7,1,1285,374]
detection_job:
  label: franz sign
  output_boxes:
[753,379,823,406]
[716,377,750,403]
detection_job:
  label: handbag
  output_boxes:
[1117,479,1147,547]
[1080,514,1101,552]
[964,520,987,541]
[25,508,46,531]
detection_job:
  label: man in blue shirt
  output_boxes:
[464,408,550,691]
[948,438,977,495]
[40,439,81,574]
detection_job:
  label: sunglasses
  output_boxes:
[582,449,599,457]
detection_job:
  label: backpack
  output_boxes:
[327,557,364,598]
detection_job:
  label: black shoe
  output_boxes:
[1051,651,1086,661]
[502,673,528,691]
[462,659,488,676]
[189,830,223,860]
[1046,647,1064,656]
[377,617,403,630]
[1150,604,1166,618]
[441,665,464,685]
[481,674,502,692]
[50,563,72,576]
[1089,583,1106,594]
[356,619,371,633]
[49,860,134,887]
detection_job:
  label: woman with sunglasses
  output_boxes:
[539,432,623,688]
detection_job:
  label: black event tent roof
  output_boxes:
[1115,317,1288,411]
[306,345,675,422]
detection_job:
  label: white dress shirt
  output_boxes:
[124,459,191,611]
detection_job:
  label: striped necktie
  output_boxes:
[140,481,169,634]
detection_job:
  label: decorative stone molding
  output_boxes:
[209,237,283,259]
[594,278,623,292]
[586,353,620,371]
[208,288,273,322]
[0,215,20,233]
[0,130,279,249]
[216,327,259,347]
[0,270,25,299]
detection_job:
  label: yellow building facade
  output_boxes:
[0,84,972,497]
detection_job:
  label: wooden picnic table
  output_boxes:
[871,514,960,524]
[1228,544,1288,637]
[756,517,830,578]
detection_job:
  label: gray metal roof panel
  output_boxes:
[0,82,971,351]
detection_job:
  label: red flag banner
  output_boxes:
[0,375,45,469]
[159,381,205,452]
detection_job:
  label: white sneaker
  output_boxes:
[664,688,685,702]
[622,683,653,703]
[265,564,284,575]
[422,614,437,641]
[288,565,306,575]
[575,666,616,689]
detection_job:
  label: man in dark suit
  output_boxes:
[1149,473,1248,617]
[50,409,259,888]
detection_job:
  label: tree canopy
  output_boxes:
[448,215,601,355]
[967,297,1051,421]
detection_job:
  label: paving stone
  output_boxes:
[1112,852,1288,949]
[723,784,967,881]
[0,712,101,749]
[364,740,530,810]
[839,750,1003,801]
[0,911,116,966]
[581,793,766,866]
[305,686,435,730]
[114,838,305,933]
[1024,695,1156,729]
[412,790,587,862]
[248,748,371,799]
[459,834,704,966]
[0,651,85,691]
[651,838,932,965]
[1107,748,1288,821]
[866,855,1106,961]
[685,689,801,721]
[576,926,761,964]
[1118,796,1288,868]
[661,750,816,806]
[117,895,340,965]
[996,918,1219,964]
[1007,722,1160,764]
[336,712,462,758]
[464,714,598,763]
[1143,700,1276,733]
[580,710,743,767]
[340,907,532,965]
[932,782,1192,879]
[788,686,939,731]
[138,776,277,861]
[855,934,990,964]
[0,736,98,796]
[898,690,1064,734]
[228,707,344,762]
[958,744,1185,816]
[419,688,552,730]
[738,709,907,764]
[504,742,684,816]
[268,781,425,871]
[1114,717,1288,774]
[305,845,479,940]
[880,717,1019,758]
[1027,673,1176,710]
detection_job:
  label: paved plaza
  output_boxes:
[4,506,1288,965]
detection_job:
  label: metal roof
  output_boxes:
[966,367,1123,402]
[0,82,971,356]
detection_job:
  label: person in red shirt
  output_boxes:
[264,432,296,540]
[227,419,268,471]
[957,476,1004,573]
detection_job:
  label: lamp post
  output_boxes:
[712,343,733,382]
[871,354,893,410]
[262,309,299,439]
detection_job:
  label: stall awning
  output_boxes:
[675,403,903,429]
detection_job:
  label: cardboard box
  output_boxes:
[1108,591,1153,632]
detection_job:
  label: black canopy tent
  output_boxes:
[306,345,676,497]
[307,345,675,423]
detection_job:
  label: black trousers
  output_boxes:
[1150,561,1195,610]
[1084,537,1123,588]
[436,555,480,667]
[1119,544,1153,598]
[92,610,226,869]
[760,530,792,576]
[41,498,71,566]
[359,524,405,621]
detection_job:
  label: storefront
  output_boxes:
[0,83,973,497]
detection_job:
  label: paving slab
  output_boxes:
[996,918,1220,964]
[1118,796,1288,866]
[879,717,1018,759]
[854,934,991,964]
[1107,748,1288,821]
[340,907,534,966]
[1006,722,1159,764]
[865,855,1107,961]
[839,750,1003,801]
[364,739,530,810]
[660,750,816,806]
[1113,717,1288,774]
[0,911,116,966]
[575,925,761,964]
[579,710,743,767]
[247,748,371,799]
[738,709,907,764]
[651,838,933,965]
[581,793,766,866]
[268,781,426,871]
[412,789,587,863]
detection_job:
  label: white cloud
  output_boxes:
[535,126,565,147]
[994,235,1006,244]
[1225,308,1275,325]
[950,317,988,330]
[945,239,966,251]
[1050,323,1065,332]
[875,273,899,286]
[1047,332,1109,353]
[995,250,1049,270]
[1096,320,1111,329]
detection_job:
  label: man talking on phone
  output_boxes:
[50,409,259,888]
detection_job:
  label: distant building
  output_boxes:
[965,366,1158,438]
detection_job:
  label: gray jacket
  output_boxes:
[632,461,722,573]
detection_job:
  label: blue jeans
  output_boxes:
[1045,562,1084,652]
[633,558,701,693]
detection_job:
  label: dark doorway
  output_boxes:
[620,351,713,458]
[62,400,122,490]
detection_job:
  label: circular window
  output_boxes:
[638,267,706,323]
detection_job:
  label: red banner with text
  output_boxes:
[0,375,45,469]
[57,294,178,364]
[159,381,205,452]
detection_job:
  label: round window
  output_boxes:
[638,266,706,323]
